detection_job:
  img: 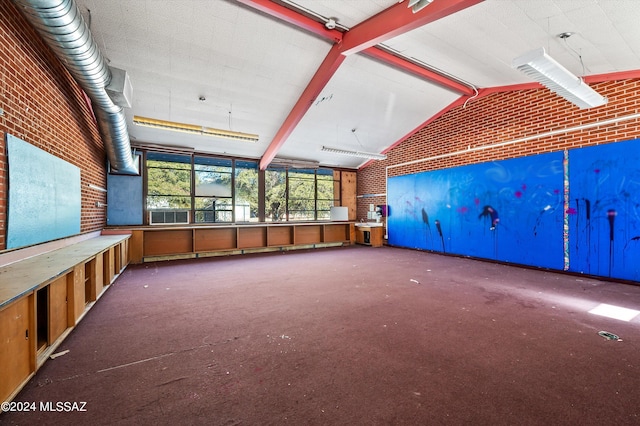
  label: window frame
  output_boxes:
[143,149,342,225]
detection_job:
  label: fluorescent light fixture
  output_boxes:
[322,146,387,160]
[271,157,320,169]
[407,0,433,13]
[133,116,259,142]
[589,303,640,322]
[512,47,607,109]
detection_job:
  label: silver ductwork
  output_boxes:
[14,0,139,174]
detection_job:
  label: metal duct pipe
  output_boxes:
[14,0,139,174]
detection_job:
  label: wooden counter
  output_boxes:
[106,222,355,263]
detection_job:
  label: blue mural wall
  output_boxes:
[388,151,565,269]
[568,138,640,281]
[388,139,640,281]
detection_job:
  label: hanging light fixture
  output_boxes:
[321,146,387,160]
[132,116,259,142]
[512,47,607,109]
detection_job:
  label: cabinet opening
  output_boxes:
[36,287,49,352]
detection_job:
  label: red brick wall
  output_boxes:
[357,79,640,221]
[0,1,107,250]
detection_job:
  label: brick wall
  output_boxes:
[357,78,640,221]
[0,1,107,251]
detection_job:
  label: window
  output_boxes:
[144,151,338,224]
[194,157,233,223]
[146,153,191,211]
[288,169,316,221]
[316,169,336,220]
[265,168,286,222]
[235,161,259,222]
[265,167,339,221]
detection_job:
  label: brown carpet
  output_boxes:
[3,245,640,425]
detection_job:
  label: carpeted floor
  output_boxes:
[3,245,639,425]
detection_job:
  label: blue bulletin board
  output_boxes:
[6,134,81,249]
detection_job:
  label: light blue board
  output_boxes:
[6,134,81,249]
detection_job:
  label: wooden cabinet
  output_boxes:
[0,296,33,405]
[355,226,384,247]
[117,222,355,263]
[0,235,130,405]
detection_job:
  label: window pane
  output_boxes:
[146,153,192,213]
[216,211,233,222]
[195,211,214,223]
[317,210,331,220]
[289,176,315,200]
[317,200,334,211]
[235,161,258,222]
[194,197,216,210]
[195,156,232,197]
[265,169,286,221]
[317,177,334,200]
[289,210,315,221]
[147,168,191,196]
[194,198,232,223]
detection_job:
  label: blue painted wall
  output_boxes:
[568,138,640,281]
[107,172,143,225]
[388,152,565,270]
[388,140,640,281]
[6,134,81,249]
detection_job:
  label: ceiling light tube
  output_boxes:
[512,48,607,109]
[322,146,387,160]
[271,157,320,169]
[133,116,259,142]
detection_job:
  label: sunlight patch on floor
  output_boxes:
[588,303,640,322]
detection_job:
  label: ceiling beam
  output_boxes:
[363,46,475,96]
[338,0,485,56]
[237,0,484,169]
[235,0,342,43]
[259,45,346,170]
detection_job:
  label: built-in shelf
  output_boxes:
[107,222,355,263]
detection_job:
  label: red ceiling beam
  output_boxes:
[338,0,484,56]
[236,0,342,43]
[363,46,475,96]
[259,46,346,170]
[237,0,484,169]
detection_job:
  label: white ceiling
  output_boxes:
[73,0,640,169]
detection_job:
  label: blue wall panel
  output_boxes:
[6,134,81,249]
[107,173,143,225]
[388,152,565,269]
[568,138,640,281]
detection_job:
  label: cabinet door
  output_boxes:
[49,275,68,343]
[0,296,32,403]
